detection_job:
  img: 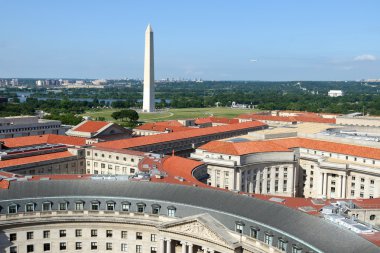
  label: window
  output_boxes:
[27,232,34,240]
[121,243,128,252]
[370,180,375,184]
[278,238,288,252]
[43,230,50,238]
[292,245,302,253]
[25,203,34,212]
[42,202,52,211]
[151,247,157,253]
[106,243,113,250]
[43,243,50,251]
[27,245,34,253]
[352,176,356,180]
[137,203,145,213]
[107,201,115,211]
[106,230,113,238]
[151,234,157,242]
[91,201,100,211]
[76,242,82,250]
[130,168,135,174]
[122,202,130,212]
[59,230,66,237]
[60,242,66,250]
[369,214,376,220]
[264,233,273,246]
[167,206,176,217]
[121,231,128,239]
[136,245,142,253]
[59,202,68,211]
[361,178,365,183]
[75,201,84,211]
[75,229,82,237]
[360,185,365,190]
[250,227,260,239]
[10,246,17,253]
[91,229,98,237]
[235,221,245,233]
[136,232,143,240]
[152,204,160,214]
[10,233,17,241]
[8,204,17,214]
[91,242,97,250]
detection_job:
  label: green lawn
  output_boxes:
[80,107,259,123]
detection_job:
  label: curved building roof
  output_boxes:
[0,180,378,253]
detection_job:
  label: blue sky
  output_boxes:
[1,0,379,81]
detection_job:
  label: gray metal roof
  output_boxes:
[0,180,378,253]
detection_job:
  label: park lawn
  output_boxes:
[80,107,259,123]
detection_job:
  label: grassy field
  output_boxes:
[80,107,259,123]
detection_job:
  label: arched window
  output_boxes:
[25,202,35,212]
[167,206,176,217]
[264,232,274,246]
[250,226,260,239]
[278,237,288,252]
[91,200,100,211]
[151,204,161,215]
[75,200,85,211]
[235,221,245,234]
[8,203,18,214]
[370,214,376,220]
[59,201,69,211]
[106,200,116,211]
[42,201,52,211]
[292,244,302,253]
[136,202,146,213]
[121,201,131,212]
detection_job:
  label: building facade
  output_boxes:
[0,116,67,139]
[0,180,377,253]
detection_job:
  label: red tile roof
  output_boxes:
[0,179,10,189]
[95,121,267,149]
[162,156,204,179]
[0,134,87,148]
[272,137,380,160]
[199,140,291,155]
[0,151,76,169]
[238,113,336,124]
[135,123,191,133]
[72,121,110,133]
[200,137,380,160]
[195,117,239,125]
[154,120,185,127]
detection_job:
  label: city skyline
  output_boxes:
[1,0,380,81]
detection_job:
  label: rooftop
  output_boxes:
[0,151,76,169]
[0,134,87,148]
[95,121,266,149]
[71,120,110,133]
[199,140,291,155]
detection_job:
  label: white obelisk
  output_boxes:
[143,24,155,112]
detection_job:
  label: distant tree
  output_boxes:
[111,109,139,122]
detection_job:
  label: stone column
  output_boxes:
[325,173,329,198]
[255,170,261,193]
[320,172,325,196]
[159,238,165,253]
[181,241,187,253]
[236,169,242,191]
[342,175,347,198]
[167,239,172,253]
[263,168,268,194]
[188,244,193,253]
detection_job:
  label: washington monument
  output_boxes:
[143,24,155,112]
